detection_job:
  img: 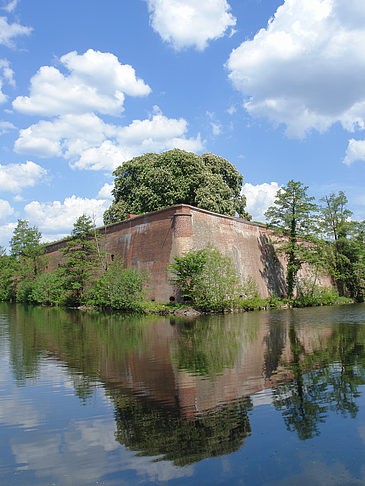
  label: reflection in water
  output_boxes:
[113,393,252,466]
[273,315,365,440]
[1,302,365,484]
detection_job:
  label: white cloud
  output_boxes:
[0,120,15,134]
[227,105,236,115]
[242,182,280,222]
[146,0,236,50]
[343,139,365,166]
[24,195,110,235]
[3,0,18,12]
[0,199,13,220]
[0,221,16,248]
[0,161,47,193]
[0,59,14,104]
[13,49,151,117]
[15,113,203,171]
[0,16,31,47]
[97,183,113,200]
[227,0,365,137]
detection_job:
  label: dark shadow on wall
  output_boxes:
[258,233,286,298]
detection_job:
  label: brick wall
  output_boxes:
[44,204,332,302]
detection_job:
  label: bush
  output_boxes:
[293,277,340,307]
[88,260,148,312]
[16,278,34,303]
[170,245,242,312]
[30,270,66,305]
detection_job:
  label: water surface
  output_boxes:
[1,302,365,485]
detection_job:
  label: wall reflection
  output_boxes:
[3,303,365,465]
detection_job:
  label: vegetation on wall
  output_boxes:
[103,149,250,224]
[0,168,363,311]
[169,244,243,311]
[265,182,364,302]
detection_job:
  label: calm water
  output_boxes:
[1,303,365,485]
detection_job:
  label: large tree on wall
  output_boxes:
[103,149,250,224]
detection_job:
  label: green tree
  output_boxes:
[170,245,242,311]
[317,192,364,299]
[104,149,250,224]
[0,246,17,301]
[265,180,317,299]
[60,215,100,305]
[9,219,43,276]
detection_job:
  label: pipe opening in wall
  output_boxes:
[169,296,175,302]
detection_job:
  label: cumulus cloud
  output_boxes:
[13,49,151,117]
[0,221,16,248]
[343,139,365,166]
[146,0,236,50]
[0,16,31,47]
[242,182,280,222]
[15,113,203,171]
[227,0,365,137]
[0,199,13,220]
[24,195,110,235]
[0,161,47,193]
[97,183,113,200]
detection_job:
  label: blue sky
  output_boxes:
[0,0,365,247]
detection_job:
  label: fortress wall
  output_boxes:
[45,204,333,302]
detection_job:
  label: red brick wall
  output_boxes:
[44,204,332,302]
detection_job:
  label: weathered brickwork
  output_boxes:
[45,204,332,302]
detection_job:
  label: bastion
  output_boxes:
[44,204,332,302]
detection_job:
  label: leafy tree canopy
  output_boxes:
[104,149,250,224]
[10,219,42,259]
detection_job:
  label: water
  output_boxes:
[1,303,365,485]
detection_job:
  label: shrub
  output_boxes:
[16,278,34,303]
[30,270,66,305]
[88,260,148,312]
[170,245,242,312]
[293,277,340,307]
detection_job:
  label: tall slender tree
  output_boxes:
[9,219,43,276]
[61,215,100,304]
[265,180,317,299]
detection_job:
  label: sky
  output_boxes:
[1,0,365,248]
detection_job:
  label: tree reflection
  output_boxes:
[172,314,249,378]
[112,392,252,466]
[6,302,365,464]
[273,318,365,440]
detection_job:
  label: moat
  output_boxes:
[1,302,365,485]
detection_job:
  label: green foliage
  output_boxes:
[10,219,42,258]
[104,149,250,224]
[88,259,147,312]
[15,278,34,303]
[316,193,365,300]
[241,276,260,299]
[238,297,267,311]
[0,247,17,301]
[60,215,101,305]
[265,180,317,299]
[293,278,338,307]
[10,219,43,277]
[30,270,67,305]
[170,245,242,311]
